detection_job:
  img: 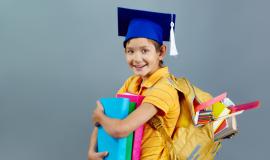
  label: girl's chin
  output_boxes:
[131,67,151,77]
[133,71,147,77]
[134,72,145,76]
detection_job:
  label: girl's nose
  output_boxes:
[133,52,143,62]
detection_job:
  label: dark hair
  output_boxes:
[124,38,164,66]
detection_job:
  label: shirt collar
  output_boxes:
[140,66,170,88]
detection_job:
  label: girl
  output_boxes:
[88,7,180,160]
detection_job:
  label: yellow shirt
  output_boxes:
[117,67,180,160]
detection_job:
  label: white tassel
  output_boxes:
[169,21,178,56]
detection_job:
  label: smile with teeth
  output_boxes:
[133,64,147,71]
[133,64,147,69]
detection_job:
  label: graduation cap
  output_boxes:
[117,7,179,56]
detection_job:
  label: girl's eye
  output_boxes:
[142,49,149,54]
[126,50,134,54]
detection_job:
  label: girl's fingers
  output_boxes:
[96,100,101,107]
[96,151,108,158]
[88,151,108,160]
[96,101,104,111]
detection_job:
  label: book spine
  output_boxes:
[132,125,144,160]
[132,98,144,160]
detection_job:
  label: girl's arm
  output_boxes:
[92,101,158,138]
[88,126,98,154]
[87,127,108,160]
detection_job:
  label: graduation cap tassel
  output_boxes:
[169,21,178,56]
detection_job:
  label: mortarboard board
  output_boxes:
[117,7,179,56]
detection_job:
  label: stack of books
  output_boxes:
[214,115,237,141]
[197,110,213,125]
[193,93,227,126]
[97,93,144,160]
[116,92,144,160]
[212,102,231,134]
[214,99,260,140]
[213,97,237,140]
[193,92,260,141]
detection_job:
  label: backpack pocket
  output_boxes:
[171,122,218,160]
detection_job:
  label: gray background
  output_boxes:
[0,0,269,159]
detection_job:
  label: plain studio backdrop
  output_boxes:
[0,0,269,159]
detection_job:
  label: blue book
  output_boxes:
[97,98,130,160]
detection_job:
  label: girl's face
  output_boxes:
[124,38,165,80]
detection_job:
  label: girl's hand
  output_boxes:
[92,101,104,126]
[88,150,108,160]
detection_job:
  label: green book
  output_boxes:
[126,102,136,160]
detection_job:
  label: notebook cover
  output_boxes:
[132,126,144,160]
[221,97,235,107]
[229,100,260,112]
[214,119,228,134]
[97,98,130,160]
[214,116,237,140]
[116,92,144,105]
[212,102,231,132]
[195,92,227,112]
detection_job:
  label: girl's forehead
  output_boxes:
[126,38,156,47]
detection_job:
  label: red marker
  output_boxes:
[230,100,260,112]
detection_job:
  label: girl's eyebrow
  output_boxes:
[140,46,151,48]
[126,45,150,49]
[126,45,152,50]
[125,47,134,50]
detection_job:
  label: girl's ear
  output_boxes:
[159,45,167,60]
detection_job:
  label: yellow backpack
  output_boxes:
[149,75,222,160]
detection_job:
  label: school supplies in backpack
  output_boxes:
[148,76,220,160]
[193,92,227,126]
[214,115,237,141]
[148,74,260,160]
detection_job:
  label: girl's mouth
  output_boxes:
[133,64,147,70]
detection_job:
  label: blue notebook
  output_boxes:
[97,98,130,160]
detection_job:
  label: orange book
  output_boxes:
[214,119,228,134]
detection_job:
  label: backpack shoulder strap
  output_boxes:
[168,75,213,107]
[148,75,196,159]
[148,116,177,159]
[149,75,212,129]
[148,76,192,135]
[167,75,192,95]
[148,75,195,130]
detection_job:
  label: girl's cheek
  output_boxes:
[127,56,134,63]
[126,59,133,67]
[125,56,131,63]
[126,57,131,64]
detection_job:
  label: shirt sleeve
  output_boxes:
[116,76,134,95]
[142,83,177,116]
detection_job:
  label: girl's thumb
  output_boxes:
[97,151,108,158]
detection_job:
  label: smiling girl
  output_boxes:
[88,7,179,160]
[125,38,165,79]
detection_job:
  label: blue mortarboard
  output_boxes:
[118,7,179,56]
